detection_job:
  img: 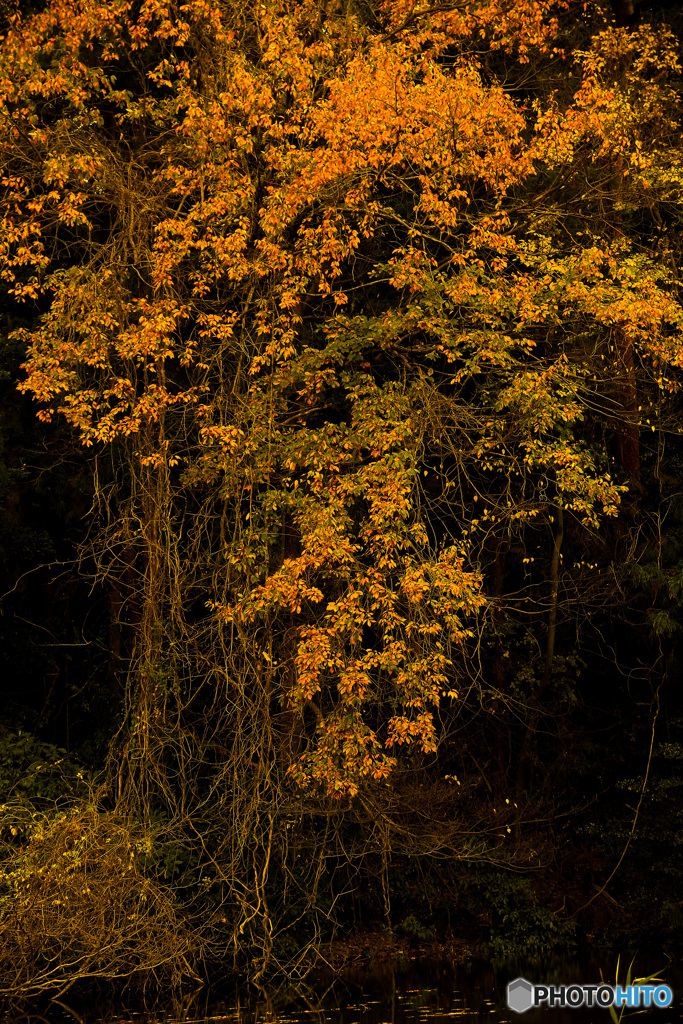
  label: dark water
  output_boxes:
[210,958,682,1024]
[8,956,683,1024]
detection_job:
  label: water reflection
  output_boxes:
[200,958,680,1024]
[8,956,681,1024]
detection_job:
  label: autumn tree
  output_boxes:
[1,0,683,984]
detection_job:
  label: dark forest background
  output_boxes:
[3,0,683,1002]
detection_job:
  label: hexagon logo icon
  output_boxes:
[508,977,534,1014]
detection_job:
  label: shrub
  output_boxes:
[0,801,204,998]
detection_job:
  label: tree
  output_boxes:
[1,0,683,983]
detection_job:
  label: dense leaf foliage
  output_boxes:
[1,0,683,990]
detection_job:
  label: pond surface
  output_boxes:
[16,955,682,1024]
